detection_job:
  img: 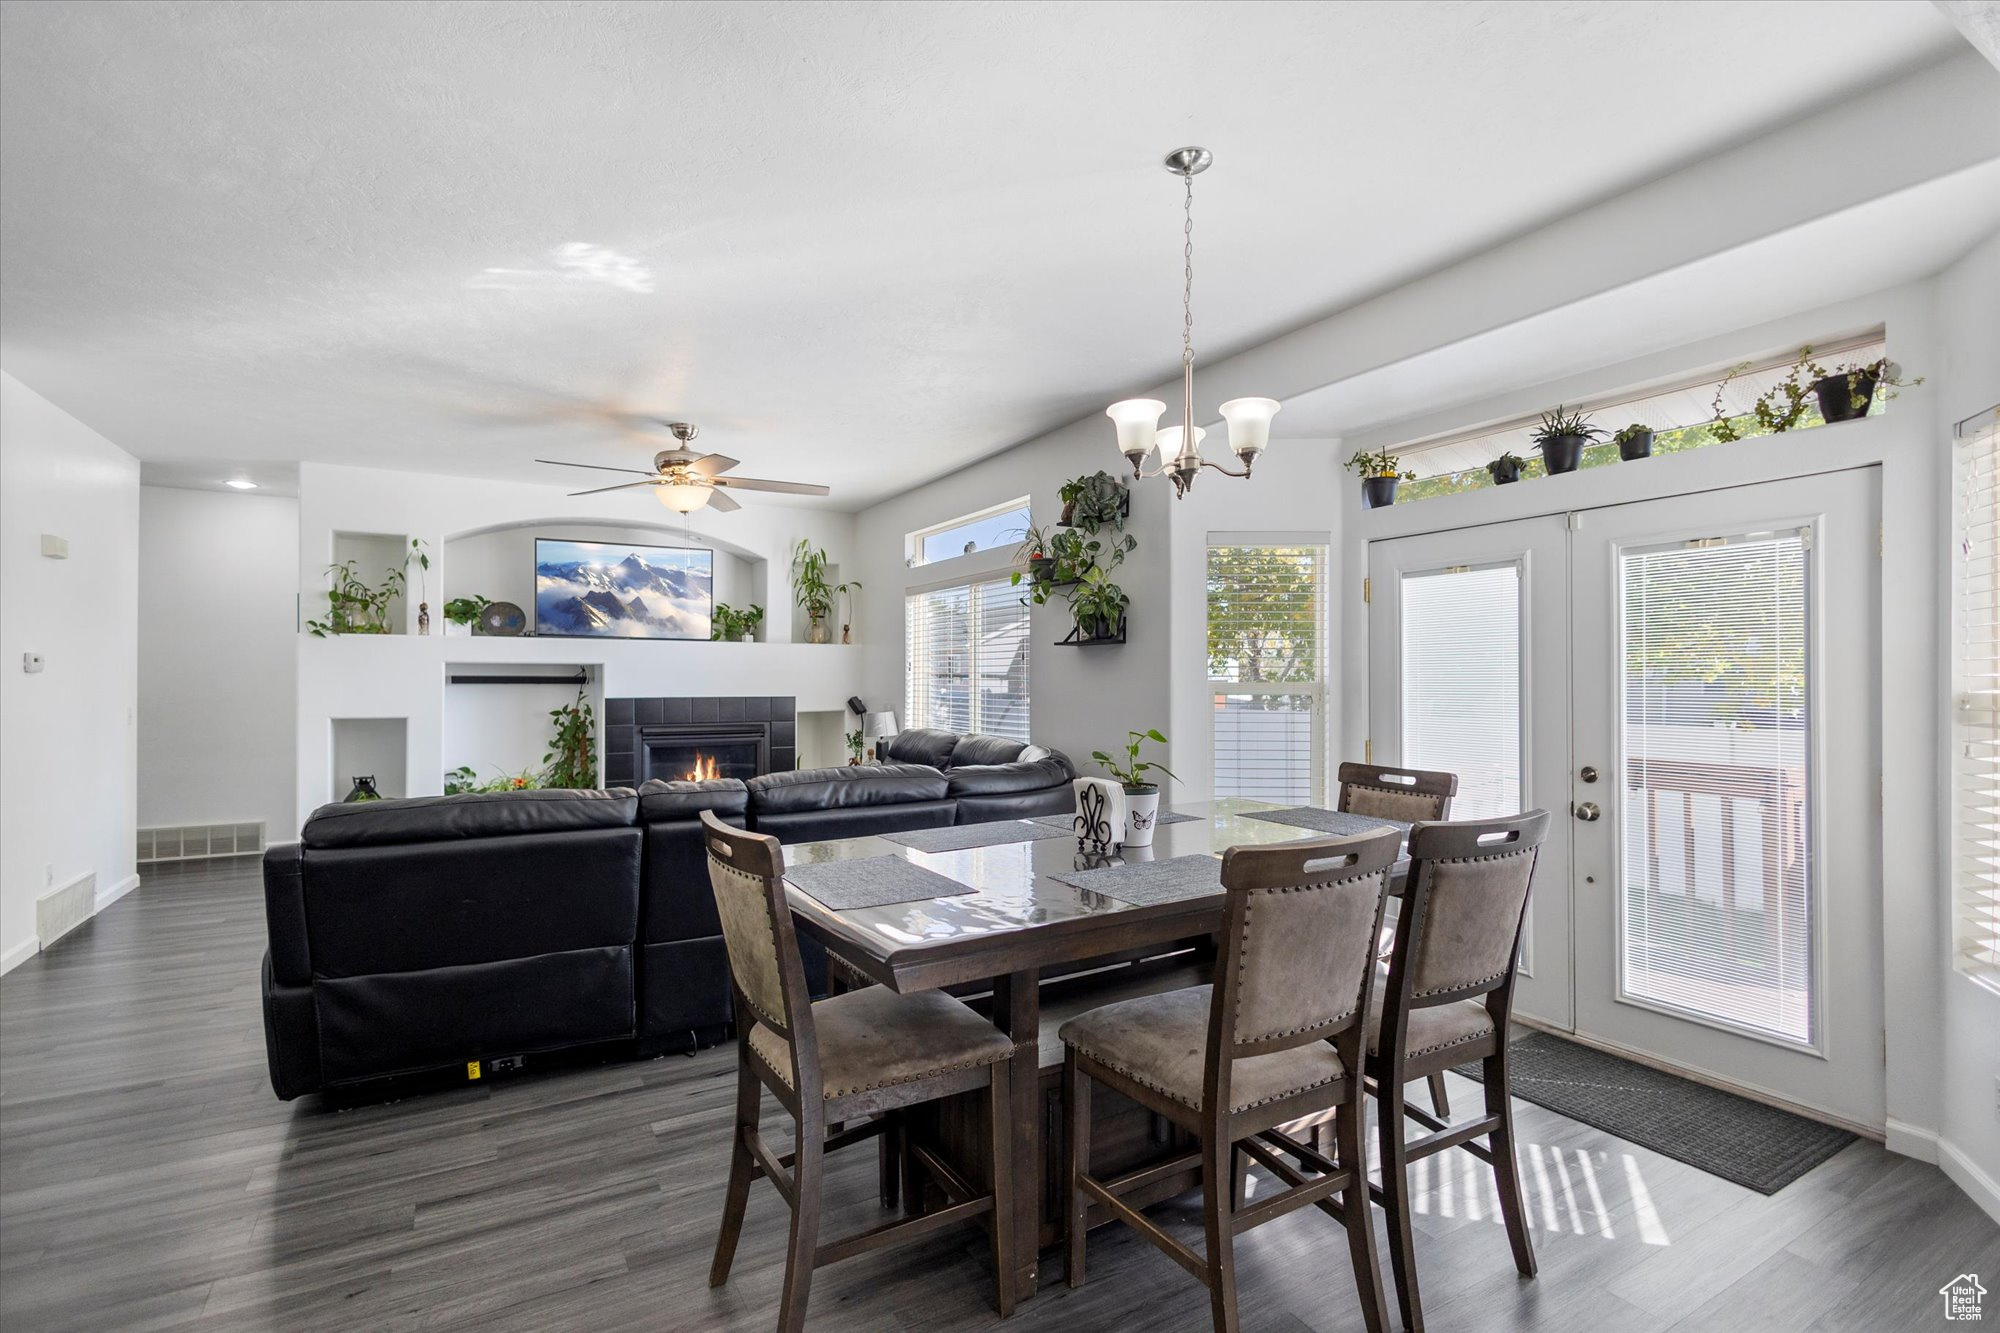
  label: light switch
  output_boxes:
[39,535,68,559]
[23,653,45,673]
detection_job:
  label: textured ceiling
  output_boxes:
[0,0,1966,506]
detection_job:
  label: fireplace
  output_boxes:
[602,696,796,788]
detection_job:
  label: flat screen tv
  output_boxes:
[534,538,713,640]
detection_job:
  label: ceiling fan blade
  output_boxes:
[691,454,740,477]
[538,458,660,477]
[567,480,659,497]
[705,488,742,513]
[711,476,831,496]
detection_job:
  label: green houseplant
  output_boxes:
[1812,354,1921,423]
[1345,446,1416,509]
[1530,405,1602,475]
[443,594,491,635]
[1060,470,1128,530]
[1486,452,1528,485]
[541,690,596,789]
[1092,728,1177,848]
[710,602,764,642]
[1613,423,1654,461]
[1068,566,1129,643]
[790,539,859,644]
[305,559,405,636]
[845,729,864,766]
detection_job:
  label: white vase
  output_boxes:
[443,620,471,637]
[1124,787,1161,848]
[1071,777,1124,852]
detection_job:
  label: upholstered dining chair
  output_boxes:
[700,812,1016,1332]
[1336,760,1460,1118]
[1366,810,1551,1333]
[1059,829,1401,1333]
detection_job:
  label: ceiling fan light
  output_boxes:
[1217,397,1280,460]
[1107,399,1167,464]
[656,481,710,513]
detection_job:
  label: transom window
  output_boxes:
[907,499,1031,567]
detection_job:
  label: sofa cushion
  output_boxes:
[748,763,949,815]
[948,733,1027,767]
[302,788,638,849]
[881,728,958,770]
[944,756,1074,798]
[636,777,750,823]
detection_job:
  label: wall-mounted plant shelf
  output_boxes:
[1056,615,1127,647]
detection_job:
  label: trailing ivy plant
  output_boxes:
[541,690,597,789]
[305,559,405,636]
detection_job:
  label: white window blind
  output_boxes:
[1208,545,1326,804]
[1955,409,1999,979]
[1619,532,1814,1045]
[1399,563,1523,820]
[905,577,1030,742]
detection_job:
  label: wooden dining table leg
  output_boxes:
[991,968,1041,1305]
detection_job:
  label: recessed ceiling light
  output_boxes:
[224,478,258,490]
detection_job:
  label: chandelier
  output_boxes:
[1107,147,1278,499]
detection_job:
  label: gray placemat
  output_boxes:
[786,856,976,911]
[1050,854,1223,906]
[1239,807,1407,837]
[879,821,1078,853]
[1030,810,1200,831]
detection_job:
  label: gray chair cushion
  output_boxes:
[1366,989,1496,1060]
[750,985,1011,1100]
[1059,986,1348,1113]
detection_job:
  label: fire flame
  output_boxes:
[684,753,721,782]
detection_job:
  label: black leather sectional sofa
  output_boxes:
[261,730,1072,1099]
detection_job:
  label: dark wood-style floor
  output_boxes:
[2,858,1992,1332]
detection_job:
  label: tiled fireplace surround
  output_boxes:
[602,696,798,789]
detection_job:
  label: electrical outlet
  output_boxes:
[489,1055,525,1073]
[22,652,43,674]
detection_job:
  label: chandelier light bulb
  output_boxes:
[1218,397,1280,460]
[1107,399,1167,465]
[656,481,711,513]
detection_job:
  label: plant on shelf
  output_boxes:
[1345,446,1416,509]
[407,538,431,634]
[1612,423,1654,461]
[444,765,542,794]
[1015,526,1135,606]
[1813,353,1921,424]
[711,602,764,642]
[1060,470,1129,530]
[305,559,406,636]
[790,539,859,645]
[1707,346,1919,443]
[1486,452,1529,485]
[1013,522,1060,584]
[541,689,597,789]
[443,594,492,631]
[1067,566,1129,643]
[1529,406,1603,475]
[845,729,864,766]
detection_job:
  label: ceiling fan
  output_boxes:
[538,422,830,513]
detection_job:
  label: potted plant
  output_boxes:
[1068,566,1129,643]
[1014,522,1060,584]
[1531,406,1603,475]
[845,729,864,766]
[305,558,406,636]
[1812,355,1921,424]
[442,594,491,637]
[542,690,597,789]
[790,539,859,644]
[1062,470,1128,530]
[1345,447,1415,509]
[1091,729,1177,848]
[710,602,764,642]
[1486,452,1528,485]
[1613,423,1654,461]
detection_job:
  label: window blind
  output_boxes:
[1956,410,1999,978]
[1208,545,1325,804]
[1619,532,1813,1044]
[905,577,1030,742]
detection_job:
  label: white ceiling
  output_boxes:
[0,0,1968,508]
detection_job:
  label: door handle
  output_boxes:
[1574,801,1601,822]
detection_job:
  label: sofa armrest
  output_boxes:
[263,842,311,986]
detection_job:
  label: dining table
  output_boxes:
[782,797,1410,1305]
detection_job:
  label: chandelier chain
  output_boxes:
[1181,169,1195,371]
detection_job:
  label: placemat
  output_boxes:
[879,821,1077,853]
[1239,807,1407,837]
[1030,810,1201,831]
[1050,854,1224,907]
[786,856,976,911]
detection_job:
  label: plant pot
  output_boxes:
[1059,498,1077,525]
[1123,786,1161,848]
[444,619,473,637]
[806,616,830,645]
[1538,433,1588,474]
[1029,555,1056,584]
[1487,458,1522,485]
[1813,372,1878,423]
[1361,476,1401,509]
[1616,431,1654,461]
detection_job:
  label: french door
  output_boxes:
[1369,470,1884,1128]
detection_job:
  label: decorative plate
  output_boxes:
[479,601,527,636]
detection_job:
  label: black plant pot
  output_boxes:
[1487,458,1522,485]
[1029,555,1055,583]
[1538,433,1587,474]
[1617,430,1654,461]
[1813,372,1878,423]
[1361,476,1401,509]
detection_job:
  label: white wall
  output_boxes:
[0,371,140,974]
[1934,229,2000,1222]
[137,485,297,838]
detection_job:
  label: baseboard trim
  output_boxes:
[1939,1137,2000,1227]
[0,935,41,977]
[1884,1117,1940,1163]
[95,873,140,914]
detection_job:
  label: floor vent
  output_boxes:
[138,822,266,864]
[37,873,95,949]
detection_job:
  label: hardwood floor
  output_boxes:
[2,858,1993,1331]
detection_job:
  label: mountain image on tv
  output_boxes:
[534,539,713,639]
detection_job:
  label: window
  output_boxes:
[1208,544,1327,804]
[909,498,1031,566]
[1399,562,1523,820]
[1955,408,1999,981]
[905,577,1030,741]
[1618,531,1814,1045]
